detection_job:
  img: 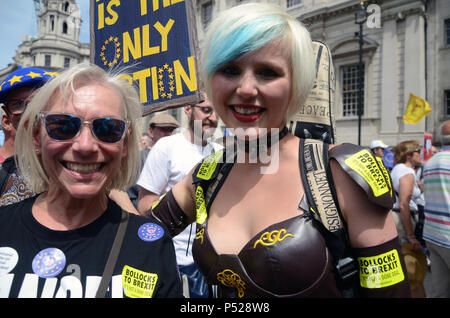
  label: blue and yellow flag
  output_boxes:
[91,0,202,115]
[403,93,431,124]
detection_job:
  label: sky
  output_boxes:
[0,0,91,70]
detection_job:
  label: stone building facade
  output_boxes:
[191,0,450,147]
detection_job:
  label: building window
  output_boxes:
[202,1,212,28]
[445,19,450,46]
[445,90,450,116]
[50,15,55,31]
[45,55,51,67]
[64,57,70,68]
[62,22,68,34]
[287,0,301,7]
[341,64,364,117]
[64,2,70,12]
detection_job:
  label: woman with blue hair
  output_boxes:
[150,3,411,298]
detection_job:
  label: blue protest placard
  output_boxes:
[90,0,203,115]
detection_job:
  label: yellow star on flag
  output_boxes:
[43,71,59,77]
[26,71,43,79]
[8,75,23,85]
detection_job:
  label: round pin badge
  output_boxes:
[138,223,164,242]
[32,248,66,278]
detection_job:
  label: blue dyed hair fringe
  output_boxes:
[203,15,286,77]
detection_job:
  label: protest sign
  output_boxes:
[90,0,203,116]
[288,41,336,144]
[423,132,433,162]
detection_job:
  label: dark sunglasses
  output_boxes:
[39,112,129,143]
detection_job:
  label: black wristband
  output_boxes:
[351,237,412,298]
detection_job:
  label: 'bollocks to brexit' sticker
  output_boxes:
[358,249,405,289]
[122,265,158,298]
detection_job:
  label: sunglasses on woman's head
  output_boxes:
[38,113,129,143]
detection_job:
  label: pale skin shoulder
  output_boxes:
[328,144,398,248]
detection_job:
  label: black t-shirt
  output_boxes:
[0,196,183,298]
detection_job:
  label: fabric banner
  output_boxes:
[402,93,431,125]
[90,0,203,116]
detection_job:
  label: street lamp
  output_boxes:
[355,0,367,146]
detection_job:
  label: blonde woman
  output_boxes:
[0,63,182,298]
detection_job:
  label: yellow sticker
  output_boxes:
[358,249,405,289]
[195,186,207,224]
[375,156,393,196]
[196,150,223,180]
[344,150,389,197]
[122,266,158,298]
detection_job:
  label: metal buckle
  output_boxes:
[336,257,358,289]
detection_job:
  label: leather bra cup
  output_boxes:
[192,197,343,298]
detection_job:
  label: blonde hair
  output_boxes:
[201,2,315,119]
[393,140,420,164]
[15,63,142,193]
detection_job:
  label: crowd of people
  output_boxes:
[367,122,450,299]
[0,2,448,299]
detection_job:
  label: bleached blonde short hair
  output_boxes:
[15,63,142,193]
[201,2,315,119]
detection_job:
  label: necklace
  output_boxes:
[234,126,289,156]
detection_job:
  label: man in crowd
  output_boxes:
[422,120,450,297]
[0,67,57,206]
[370,139,389,158]
[137,94,222,297]
[109,113,179,212]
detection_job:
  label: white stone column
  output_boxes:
[380,19,399,133]
[403,13,426,133]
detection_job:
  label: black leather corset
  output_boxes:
[192,212,342,298]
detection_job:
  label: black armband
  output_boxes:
[329,143,395,210]
[352,237,411,298]
[147,190,189,237]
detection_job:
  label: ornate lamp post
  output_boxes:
[355,0,367,146]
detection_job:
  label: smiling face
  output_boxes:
[34,83,128,199]
[210,41,292,137]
